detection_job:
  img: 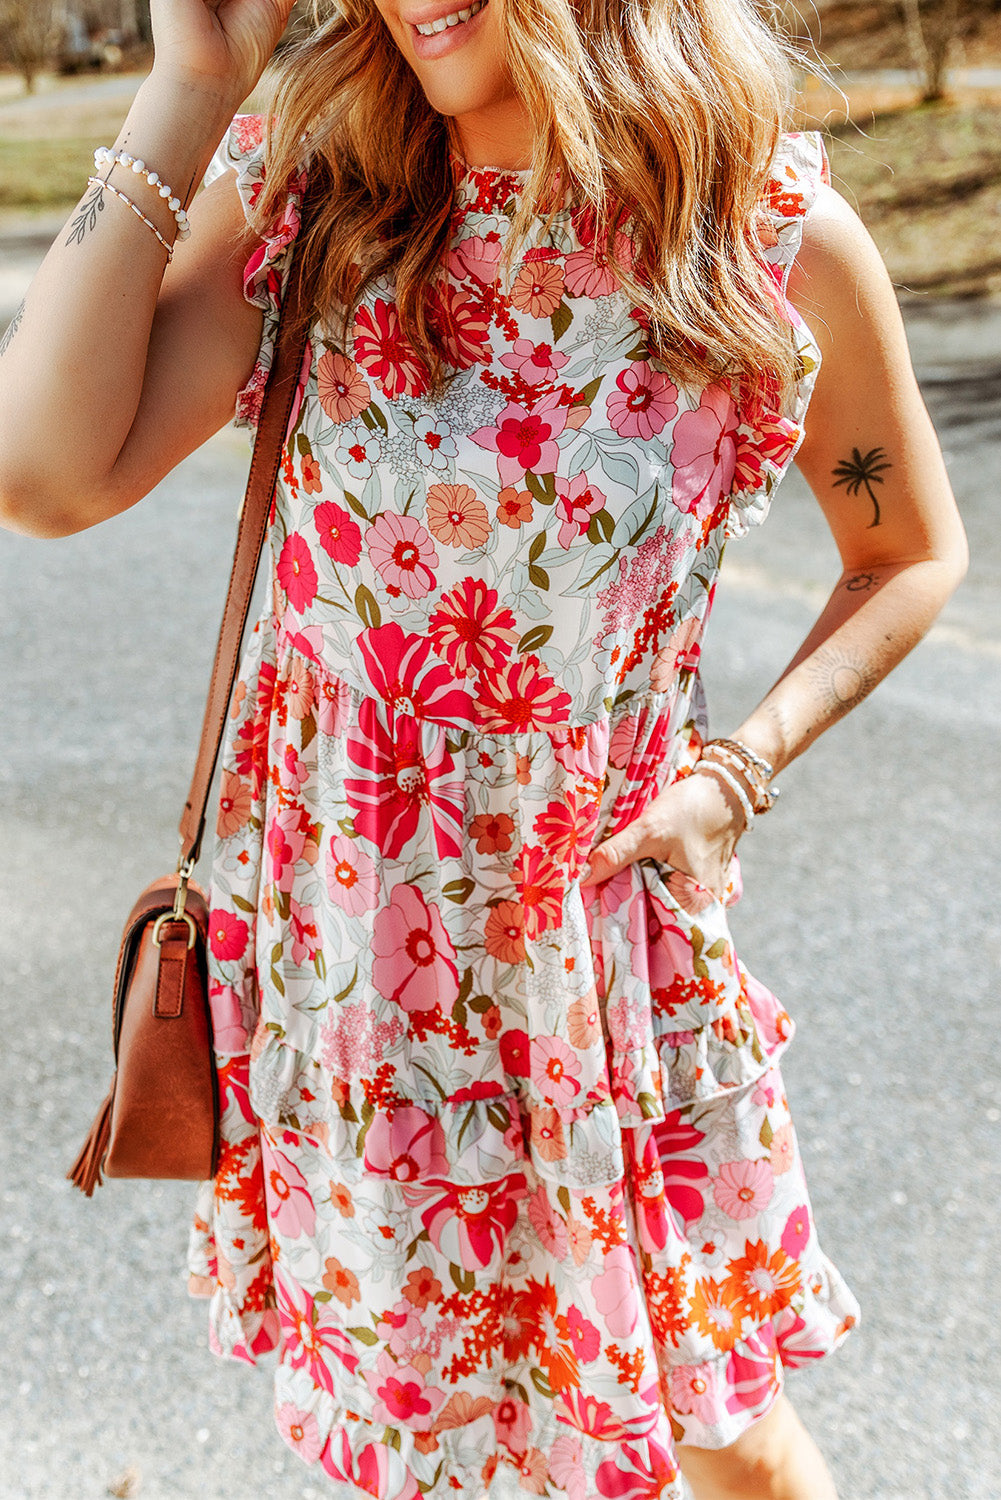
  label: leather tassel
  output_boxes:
[67,1081,115,1197]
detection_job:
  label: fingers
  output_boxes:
[579,818,650,887]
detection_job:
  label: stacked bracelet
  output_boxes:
[86,176,174,262]
[694,736,781,830]
[693,759,756,832]
[94,148,191,240]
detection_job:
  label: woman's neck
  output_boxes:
[451,94,535,170]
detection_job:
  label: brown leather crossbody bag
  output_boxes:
[68,237,311,1196]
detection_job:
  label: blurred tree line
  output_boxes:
[1,0,998,100]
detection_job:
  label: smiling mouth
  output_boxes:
[414,0,487,36]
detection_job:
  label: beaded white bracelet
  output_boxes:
[693,759,755,832]
[86,176,174,262]
[94,147,191,240]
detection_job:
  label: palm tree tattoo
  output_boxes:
[831,446,892,528]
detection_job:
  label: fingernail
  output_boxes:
[579,863,592,884]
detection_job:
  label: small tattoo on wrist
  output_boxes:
[831,446,892,528]
[66,183,105,247]
[844,571,881,593]
[0,298,24,359]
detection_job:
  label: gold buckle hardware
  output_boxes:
[151,852,198,949]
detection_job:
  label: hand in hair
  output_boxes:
[149,0,300,108]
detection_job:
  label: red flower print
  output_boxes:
[781,1204,812,1259]
[533,789,600,873]
[605,361,678,440]
[314,501,362,566]
[320,1432,420,1498]
[316,348,371,423]
[595,1438,678,1500]
[475,655,572,733]
[510,259,565,317]
[448,231,503,286]
[651,1109,710,1224]
[371,882,459,1012]
[276,532,318,613]
[233,113,264,154]
[265,804,310,892]
[555,472,607,549]
[471,390,569,487]
[356,622,475,724]
[365,1349,446,1431]
[324,832,379,916]
[402,1174,526,1269]
[424,483,491,549]
[469,810,515,854]
[733,411,800,495]
[496,487,534,528]
[209,907,249,962]
[562,1304,601,1362]
[505,1276,579,1391]
[722,1240,801,1322]
[516,843,566,939]
[352,298,428,399]
[365,512,438,600]
[670,383,739,520]
[288,895,318,966]
[723,1323,781,1418]
[428,577,517,678]
[401,1266,443,1309]
[500,1026,530,1076]
[276,1270,360,1400]
[346,702,464,859]
[500,338,569,384]
[432,283,491,369]
[485,901,527,966]
[362,1105,450,1181]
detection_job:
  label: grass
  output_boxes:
[0,136,103,209]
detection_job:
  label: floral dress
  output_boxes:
[188,117,859,1499]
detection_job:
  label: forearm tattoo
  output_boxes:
[831,446,892,528]
[844,570,881,593]
[0,299,24,359]
[65,182,105,247]
[806,642,880,719]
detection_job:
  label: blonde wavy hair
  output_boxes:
[255,0,808,403]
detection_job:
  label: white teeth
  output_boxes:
[415,0,484,35]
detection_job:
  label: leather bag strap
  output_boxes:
[177,236,311,869]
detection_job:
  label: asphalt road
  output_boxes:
[0,268,999,1498]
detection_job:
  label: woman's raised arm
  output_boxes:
[0,0,296,538]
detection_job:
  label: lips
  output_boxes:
[405,0,490,59]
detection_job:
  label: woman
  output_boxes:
[0,0,967,1493]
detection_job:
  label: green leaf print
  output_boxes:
[295,432,311,457]
[550,301,573,343]
[442,876,476,904]
[530,1366,556,1399]
[343,490,371,522]
[518,625,553,655]
[230,893,256,914]
[347,1325,380,1345]
[525,473,556,507]
[576,374,604,408]
[760,1116,775,1150]
[450,1264,476,1294]
[355,584,382,629]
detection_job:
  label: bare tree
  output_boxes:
[902,0,961,101]
[0,0,56,93]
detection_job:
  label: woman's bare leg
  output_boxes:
[675,1394,838,1500]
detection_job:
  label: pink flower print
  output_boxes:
[448,232,503,286]
[345,703,464,860]
[592,1243,639,1339]
[363,1105,450,1182]
[650,1109,710,1224]
[493,1395,533,1457]
[428,577,517,677]
[284,655,314,721]
[527,1185,569,1257]
[650,616,702,689]
[208,981,248,1053]
[564,239,626,299]
[563,1305,601,1363]
[733,410,799,495]
[324,833,378,916]
[781,1204,812,1259]
[265,804,309,892]
[276,532,318,613]
[670,383,739,519]
[275,1403,324,1465]
[475,654,573,733]
[320,1002,405,1079]
[314,500,363,567]
[770,1122,796,1175]
[713,1158,775,1220]
[375,1298,423,1355]
[276,740,308,794]
[595,1438,678,1500]
[669,1363,719,1426]
[510,258,565,317]
[315,673,352,736]
[401,1173,526,1269]
[277,1272,360,1398]
[365,512,438,599]
[515,1449,549,1495]
[263,1142,316,1238]
[413,413,457,472]
[216,768,252,837]
[628,1129,676,1254]
[530,1034,582,1105]
[424,483,490,549]
[208,908,249,963]
[723,1324,781,1418]
[233,112,264,154]
[356,622,475,724]
[319,1433,420,1499]
[288,896,319,966]
[366,1351,445,1431]
[300,451,322,495]
[605,360,678,440]
[516,843,566,939]
[316,348,371,423]
[548,1435,586,1500]
[371,883,459,1012]
[533,788,600,874]
[471,390,569,487]
[555,472,607,549]
[432,283,491,369]
[353,297,428,399]
[500,338,569,384]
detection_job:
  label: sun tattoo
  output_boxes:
[831,446,892,528]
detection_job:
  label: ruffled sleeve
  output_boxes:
[726,130,830,538]
[203,114,307,429]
